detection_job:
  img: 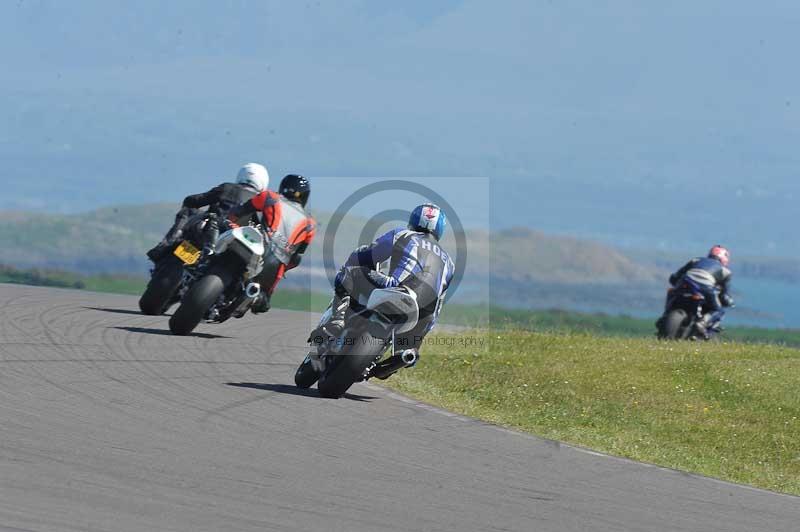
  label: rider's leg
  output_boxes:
[251,254,284,314]
[201,213,220,256]
[695,289,723,338]
[147,207,193,261]
[309,267,373,340]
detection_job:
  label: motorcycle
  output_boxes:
[167,221,267,335]
[294,286,421,398]
[656,278,722,340]
[138,211,211,316]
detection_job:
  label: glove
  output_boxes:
[721,293,735,308]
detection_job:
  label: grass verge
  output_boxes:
[384,330,800,495]
[440,303,800,348]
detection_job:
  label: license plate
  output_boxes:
[173,240,201,265]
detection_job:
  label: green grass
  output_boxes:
[270,289,331,312]
[0,264,331,310]
[0,265,145,295]
[440,304,800,347]
[385,330,800,495]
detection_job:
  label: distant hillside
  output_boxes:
[0,203,662,278]
[1,203,794,320]
[0,204,177,273]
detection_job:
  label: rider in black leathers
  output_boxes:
[146,163,269,262]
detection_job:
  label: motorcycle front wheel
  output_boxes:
[294,351,323,389]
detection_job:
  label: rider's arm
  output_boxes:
[287,218,316,269]
[719,270,734,307]
[182,185,224,209]
[226,191,264,225]
[345,228,400,269]
[669,259,696,286]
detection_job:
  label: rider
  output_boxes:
[313,203,454,379]
[227,174,316,314]
[146,163,269,262]
[663,245,734,338]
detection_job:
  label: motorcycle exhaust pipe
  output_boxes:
[399,348,418,367]
[245,282,261,299]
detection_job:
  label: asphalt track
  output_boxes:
[0,284,797,532]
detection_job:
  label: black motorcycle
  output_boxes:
[139,211,211,316]
[294,287,421,398]
[656,279,722,340]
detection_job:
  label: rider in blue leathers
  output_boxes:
[313,203,454,379]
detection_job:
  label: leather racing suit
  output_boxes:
[227,190,316,312]
[147,182,259,262]
[316,227,455,377]
[668,256,734,328]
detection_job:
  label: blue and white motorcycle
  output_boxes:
[294,285,421,398]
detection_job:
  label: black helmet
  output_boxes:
[279,174,310,207]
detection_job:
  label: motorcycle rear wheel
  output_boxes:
[317,331,383,399]
[661,309,689,340]
[169,270,229,335]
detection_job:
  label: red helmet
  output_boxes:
[708,245,730,267]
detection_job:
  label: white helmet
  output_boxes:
[236,163,269,193]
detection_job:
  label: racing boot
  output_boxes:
[146,242,169,263]
[323,295,349,338]
[202,214,219,257]
[693,314,712,340]
[147,208,191,262]
[307,295,350,346]
[251,292,271,314]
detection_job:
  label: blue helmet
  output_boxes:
[409,203,447,241]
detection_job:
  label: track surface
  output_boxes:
[0,285,797,532]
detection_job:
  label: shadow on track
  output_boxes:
[84,306,152,316]
[227,382,376,401]
[112,326,230,340]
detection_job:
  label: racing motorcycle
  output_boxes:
[656,278,722,340]
[167,220,267,335]
[138,211,211,316]
[294,286,421,398]
[137,211,267,333]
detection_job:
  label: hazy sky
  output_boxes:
[1,1,798,255]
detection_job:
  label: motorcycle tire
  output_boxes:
[317,331,383,399]
[139,256,184,315]
[294,352,321,389]
[662,309,688,340]
[169,270,228,336]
